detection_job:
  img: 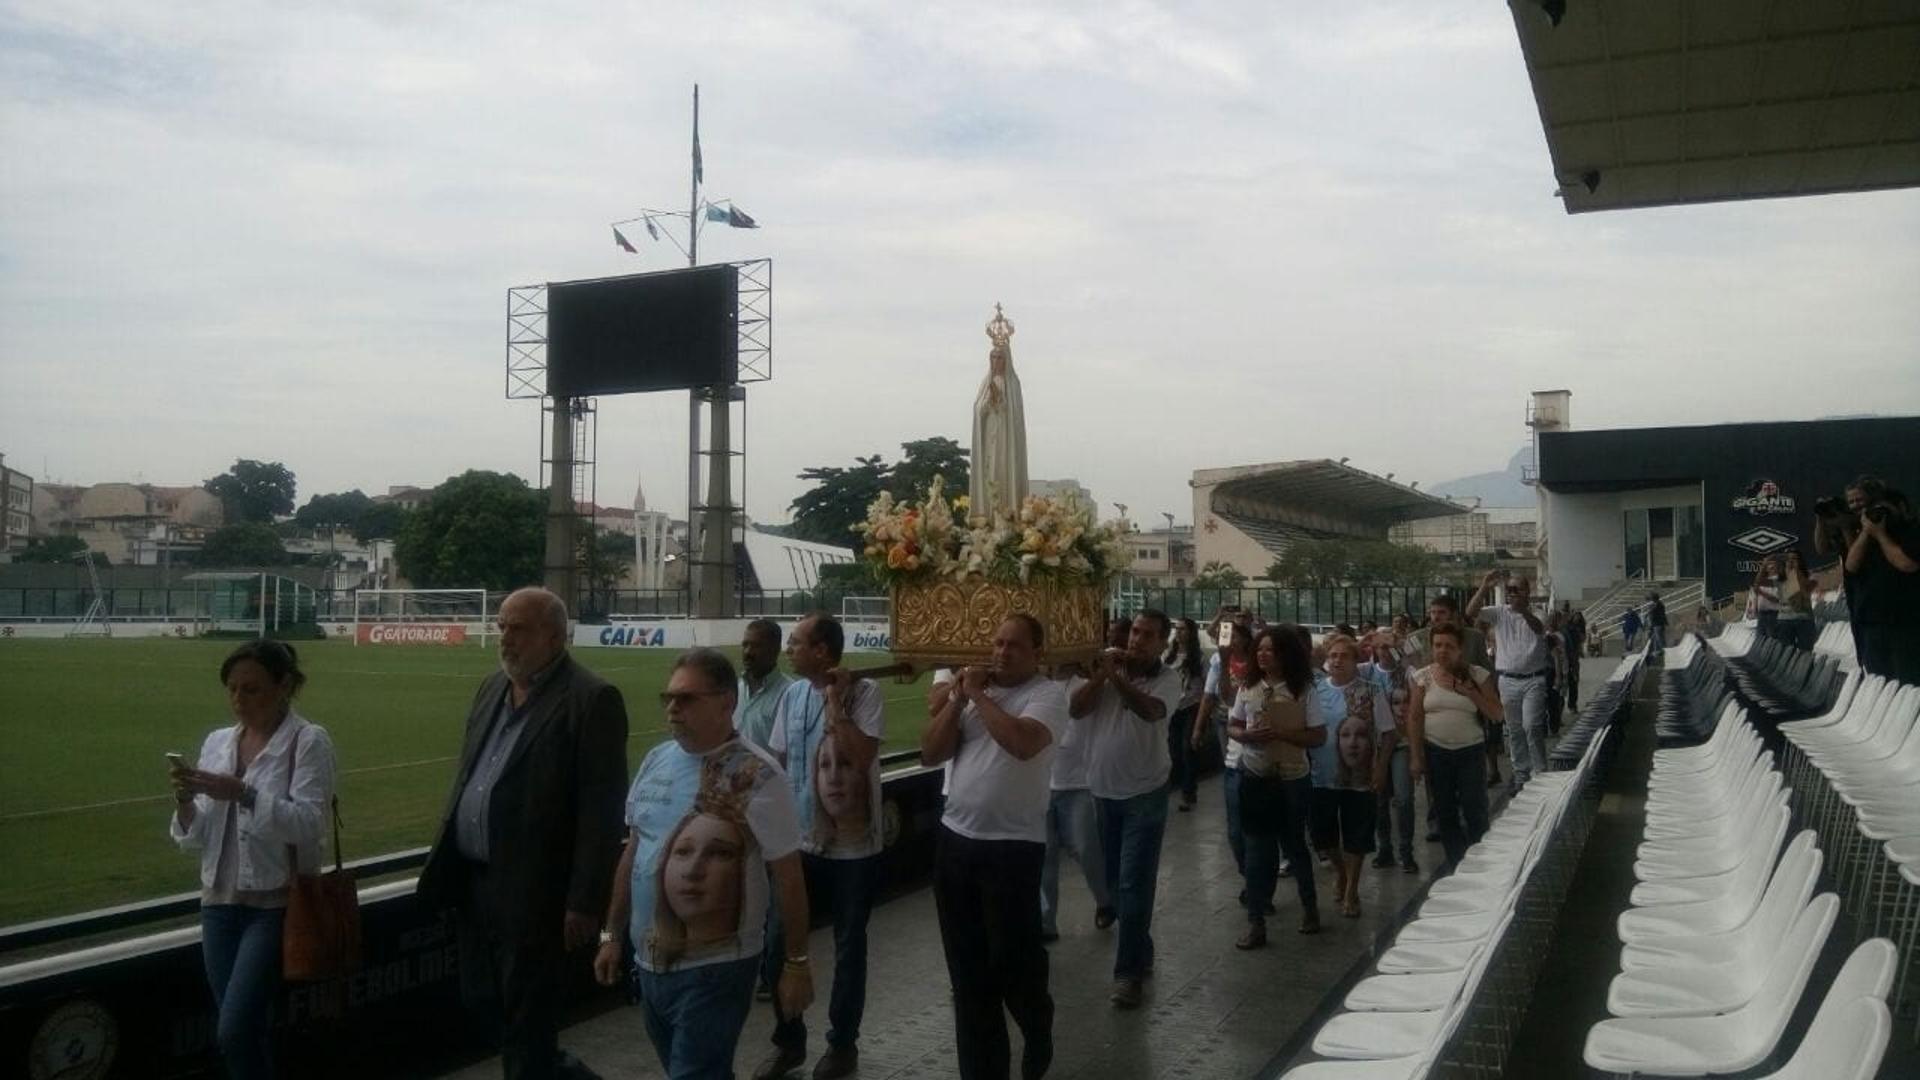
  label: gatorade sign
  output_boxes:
[357,623,468,646]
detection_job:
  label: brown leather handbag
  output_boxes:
[281,728,362,981]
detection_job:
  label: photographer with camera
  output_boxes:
[1839,476,1920,683]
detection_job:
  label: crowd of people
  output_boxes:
[166,578,1600,1080]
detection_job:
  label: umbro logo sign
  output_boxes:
[1728,526,1797,555]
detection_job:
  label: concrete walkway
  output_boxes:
[442,763,1463,1080]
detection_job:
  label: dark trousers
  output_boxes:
[1239,772,1315,920]
[1166,705,1200,803]
[768,852,882,1052]
[933,827,1053,1080]
[1858,622,1920,685]
[454,865,572,1080]
[1427,743,1490,870]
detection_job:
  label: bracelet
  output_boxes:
[783,954,810,968]
[598,929,615,946]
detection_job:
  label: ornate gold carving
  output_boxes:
[891,575,1104,667]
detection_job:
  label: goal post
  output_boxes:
[351,589,493,646]
[839,595,890,623]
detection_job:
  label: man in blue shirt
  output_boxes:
[734,619,794,752]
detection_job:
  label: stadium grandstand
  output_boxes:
[1190,459,1470,579]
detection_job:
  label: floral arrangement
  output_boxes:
[857,475,1131,587]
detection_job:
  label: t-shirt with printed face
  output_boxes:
[625,736,799,973]
[1082,665,1183,801]
[768,678,885,860]
[1309,676,1396,790]
[943,673,1067,842]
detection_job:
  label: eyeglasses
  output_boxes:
[659,690,728,709]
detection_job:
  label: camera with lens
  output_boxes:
[1813,496,1847,518]
[1865,504,1891,525]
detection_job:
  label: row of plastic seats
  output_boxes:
[1812,618,1861,667]
[1546,652,1646,771]
[1711,622,1848,720]
[1278,729,1613,1079]
[1777,660,1920,1039]
[1653,635,1740,748]
[1583,705,1899,1078]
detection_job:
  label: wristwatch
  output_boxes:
[598,929,615,945]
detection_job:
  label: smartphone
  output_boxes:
[1217,622,1234,647]
[165,752,188,770]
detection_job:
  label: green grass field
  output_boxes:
[0,637,936,929]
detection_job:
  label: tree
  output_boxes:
[205,459,297,524]
[195,522,289,566]
[786,436,973,547]
[15,534,108,566]
[354,501,409,543]
[888,436,970,504]
[577,524,636,611]
[788,454,890,546]
[1191,560,1247,590]
[1267,539,1446,587]
[394,471,544,591]
[294,489,373,531]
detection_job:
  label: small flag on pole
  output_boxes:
[726,206,759,229]
[613,226,637,253]
[644,217,660,241]
[705,204,729,222]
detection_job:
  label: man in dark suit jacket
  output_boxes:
[417,587,629,1079]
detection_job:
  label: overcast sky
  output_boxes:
[5,1,1918,529]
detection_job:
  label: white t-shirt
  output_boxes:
[1478,606,1548,675]
[1081,665,1184,800]
[1228,679,1319,780]
[1050,676,1095,791]
[768,678,885,859]
[942,674,1067,843]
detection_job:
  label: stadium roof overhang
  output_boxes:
[1197,460,1466,538]
[1507,0,1920,213]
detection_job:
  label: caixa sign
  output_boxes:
[598,624,668,647]
[357,623,467,646]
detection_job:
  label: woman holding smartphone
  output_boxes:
[168,640,336,1080]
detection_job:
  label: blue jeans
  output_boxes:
[768,852,882,1050]
[1375,746,1414,862]
[1222,765,1246,874]
[636,956,759,1079]
[201,904,284,1080]
[1041,788,1109,935]
[1095,788,1170,979]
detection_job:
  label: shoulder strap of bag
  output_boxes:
[280,723,346,875]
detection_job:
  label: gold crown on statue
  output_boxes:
[986,303,1016,346]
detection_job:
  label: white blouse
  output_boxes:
[170,712,336,901]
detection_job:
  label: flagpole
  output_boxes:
[687,82,703,616]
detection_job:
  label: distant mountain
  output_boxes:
[1426,447,1533,507]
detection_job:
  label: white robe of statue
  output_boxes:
[970,339,1028,519]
